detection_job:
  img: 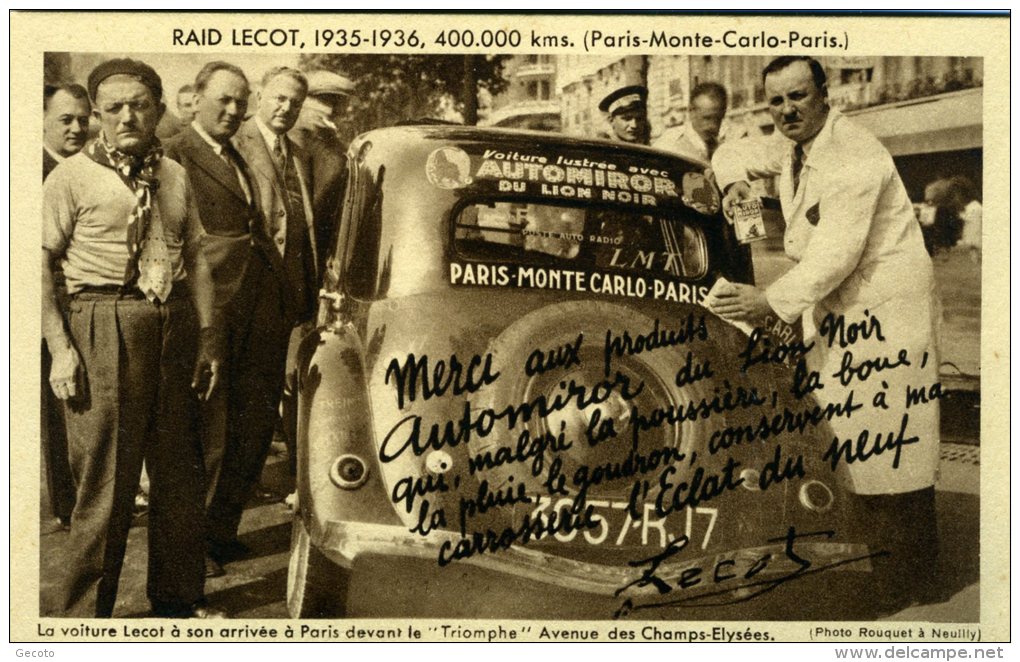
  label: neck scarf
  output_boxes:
[84,134,163,285]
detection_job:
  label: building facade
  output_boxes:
[479,54,561,131]
[557,54,983,198]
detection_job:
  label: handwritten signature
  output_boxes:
[613,526,884,618]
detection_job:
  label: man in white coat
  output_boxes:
[710,56,941,612]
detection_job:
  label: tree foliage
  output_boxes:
[298,54,510,139]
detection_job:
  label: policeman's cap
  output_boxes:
[599,85,648,116]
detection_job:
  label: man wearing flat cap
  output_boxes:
[42,58,224,618]
[289,69,354,272]
[599,84,650,145]
[279,69,354,492]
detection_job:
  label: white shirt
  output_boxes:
[191,121,253,204]
[654,118,754,164]
[254,116,288,163]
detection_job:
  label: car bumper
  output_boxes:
[316,519,872,599]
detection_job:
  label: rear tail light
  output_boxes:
[331,454,369,490]
[799,479,834,513]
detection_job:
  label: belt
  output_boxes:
[72,281,190,301]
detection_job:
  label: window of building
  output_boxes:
[668,78,684,100]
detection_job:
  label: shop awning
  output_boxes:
[847,87,982,156]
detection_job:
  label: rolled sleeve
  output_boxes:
[42,167,76,255]
[711,134,787,192]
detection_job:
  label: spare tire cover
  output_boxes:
[467,300,754,520]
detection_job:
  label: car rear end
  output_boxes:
[292,126,871,619]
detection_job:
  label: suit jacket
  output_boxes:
[234,119,317,324]
[43,148,60,180]
[289,126,347,275]
[163,125,279,324]
[712,110,939,494]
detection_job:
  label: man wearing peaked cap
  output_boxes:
[305,69,356,98]
[599,84,650,145]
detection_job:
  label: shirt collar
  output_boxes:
[44,144,66,164]
[799,108,839,166]
[681,123,709,155]
[254,116,287,159]
[191,120,232,155]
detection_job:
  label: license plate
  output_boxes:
[526,495,720,551]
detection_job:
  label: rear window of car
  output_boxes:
[453,199,708,279]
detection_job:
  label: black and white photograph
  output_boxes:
[12,10,1008,649]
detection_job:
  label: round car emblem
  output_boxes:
[682,170,721,215]
[426,147,473,189]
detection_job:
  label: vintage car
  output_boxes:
[286,125,873,620]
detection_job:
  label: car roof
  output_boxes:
[353,123,706,167]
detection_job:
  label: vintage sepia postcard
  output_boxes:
[9,10,1010,650]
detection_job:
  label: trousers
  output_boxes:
[55,289,206,617]
[204,263,290,549]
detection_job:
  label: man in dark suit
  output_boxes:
[41,82,91,531]
[289,70,353,273]
[164,61,310,577]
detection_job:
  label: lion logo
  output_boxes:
[426,147,473,189]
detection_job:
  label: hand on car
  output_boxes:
[708,280,772,325]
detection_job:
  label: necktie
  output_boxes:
[792,143,805,195]
[704,136,718,160]
[220,144,254,205]
[272,135,286,173]
[136,204,173,302]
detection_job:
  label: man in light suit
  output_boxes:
[227,64,318,549]
[710,56,941,612]
[234,66,317,315]
[165,61,304,578]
